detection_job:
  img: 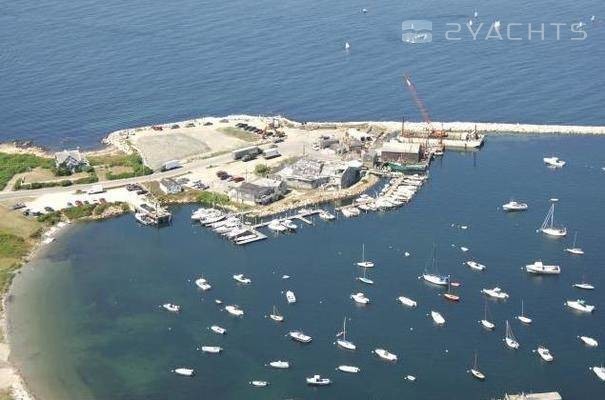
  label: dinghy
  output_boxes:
[173,368,195,376]
[404,375,417,382]
[431,310,446,325]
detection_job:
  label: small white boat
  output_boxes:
[543,156,566,168]
[195,277,212,291]
[335,317,356,351]
[210,325,226,335]
[249,380,269,387]
[504,320,520,350]
[579,336,599,347]
[502,201,528,212]
[200,346,223,354]
[269,305,284,322]
[173,368,195,377]
[525,261,561,275]
[480,301,496,330]
[397,296,418,308]
[162,303,181,313]
[337,365,360,373]
[373,348,397,362]
[535,346,554,362]
[538,203,567,237]
[351,292,370,305]
[306,374,331,386]
[285,290,297,304]
[356,267,373,284]
[465,260,486,271]
[268,220,287,232]
[591,366,605,381]
[404,375,417,382]
[460,246,469,252]
[468,352,486,381]
[516,300,533,324]
[565,232,584,255]
[267,360,290,369]
[225,305,244,316]
[481,287,509,300]
[356,244,375,268]
[233,273,252,284]
[214,299,223,305]
[421,273,449,286]
[319,210,336,220]
[281,219,297,230]
[431,310,446,325]
[288,330,312,343]
[565,299,595,313]
[573,282,595,290]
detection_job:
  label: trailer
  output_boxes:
[232,146,261,160]
[161,160,181,171]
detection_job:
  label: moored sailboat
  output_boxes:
[565,232,584,255]
[538,203,567,237]
[335,317,356,350]
[468,352,486,380]
[504,320,520,349]
[356,244,375,268]
[516,300,533,324]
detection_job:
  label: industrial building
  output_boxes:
[378,141,422,164]
[159,178,183,195]
[229,178,287,205]
[277,158,362,190]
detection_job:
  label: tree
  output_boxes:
[254,164,270,177]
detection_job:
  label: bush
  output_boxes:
[63,204,96,220]
[197,191,231,206]
[37,212,62,226]
[254,163,270,177]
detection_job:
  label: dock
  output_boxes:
[252,209,321,229]
[502,392,562,400]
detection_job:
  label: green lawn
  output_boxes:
[0,152,54,190]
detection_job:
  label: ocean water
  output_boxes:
[8,135,605,400]
[1,0,605,149]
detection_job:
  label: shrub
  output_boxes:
[254,163,270,177]
[197,191,231,206]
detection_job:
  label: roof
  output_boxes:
[54,149,86,164]
[234,182,274,196]
[160,178,181,190]
[253,177,284,188]
[379,141,421,154]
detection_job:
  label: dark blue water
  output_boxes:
[1,1,604,148]
[9,135,605,400]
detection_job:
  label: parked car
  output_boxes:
[216,170,228,178]
[232,176,245,183]
[136,189,148,195]
[241,154,256,162]
[44,206,55,212]
[10,202,25,210]
[203,121,213,126]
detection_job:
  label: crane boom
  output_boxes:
[403,74,445,138]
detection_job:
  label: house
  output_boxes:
[229,178,286,205]
[54,149,89,173]
[378,141,422,164]
[159,178,183,194]
[277,158,362,190]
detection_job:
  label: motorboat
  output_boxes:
[225,305,244,316]
[267,360,290,369]
[195,277,212,291]
[288,330,312,343]
[337,365,360,373]
[210,325,226,335]
[404,375,417,382]
[268,220,287,232]
[269,305,284,322]
[357,267,374,284]
[422,273,449,286]
[162,303,181,313]
[543,156,566,168]
[200,346,223,354]
[173,368,195,377]
[356,244,375,268]
[443,283,460,302]
[431,310,446,325]
[481,287,509,300]
[516,300,532,324]
[249,380,269,387]
[591,366,605,381]
[573,282,595,290]
[525,261,561,275]
[480,301,496,330]
[504,320,520,349]
[502,201,528,211]
[468,352,486,381]
[397,296,418,308]
[373,348,397,362]
[565,232,584,255]
[306,375,331,386]
[536,346,554,362]
[465,260,486,271]
[319,210,336,220]
[538,203,567,237]
[579,336,598,347]
[565,299,595,313]
[285,290,297,304]
[214,299,223,305]
[341,206,361,218]
[351,292,370,305]
[281,219,297,230]
[460,246,469,252]
[335,317,356,351]
[233,273,252,284]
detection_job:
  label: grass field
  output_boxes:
[217,127,259,142]
[0,153,54,190]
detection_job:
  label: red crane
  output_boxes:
[403,74,446,138]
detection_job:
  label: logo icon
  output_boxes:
[402,20,432,43]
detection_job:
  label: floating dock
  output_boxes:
[502,392,562,400]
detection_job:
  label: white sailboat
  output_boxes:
[480,300,496,330]
[538,203,567,237]
[356,244,375,268]
[356,267,374,284]
[269,305,284,322]
[468,352,486,380]
[565,232,584,255]
[421,245,450,286]
[516,300,533,324]
[335,317,356,350]
[573,281,595,290]
[579,336,599,347]
[504,320,520,349]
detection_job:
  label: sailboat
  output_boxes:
[504,320,520,349]
[335,317,356,350]
[356,244,375,268]
[269,305,284,322]
[443,282,460,302]
[565,232,584,255]
[468,352,486,380]
[480,300,496,330]
[421,245,450,286]
[516,300,533,324]
[538,203,567,237]
[356,267,374,284]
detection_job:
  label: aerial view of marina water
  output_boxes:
[0,1,604,399]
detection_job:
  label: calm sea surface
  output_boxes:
[8,135,605,400]
[1,0,605,148]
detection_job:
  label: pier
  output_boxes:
[252,209,321,229]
